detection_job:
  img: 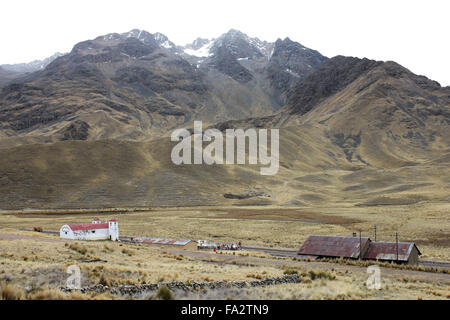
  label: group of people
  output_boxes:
[215,242,241,251]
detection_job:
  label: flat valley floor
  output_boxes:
[0,204,449,299]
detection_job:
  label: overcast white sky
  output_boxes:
[1,0,449,85]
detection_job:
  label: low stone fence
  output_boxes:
[61,274,301,296]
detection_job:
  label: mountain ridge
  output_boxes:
[0,29,448,209]
[1,52,66,74]
[0,28,328,147]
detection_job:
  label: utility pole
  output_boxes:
[359,230,362,260]
[374,225,377,242]
[396,232,399,263]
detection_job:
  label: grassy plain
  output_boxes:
[0,204,449,300]
[1,203,448,260]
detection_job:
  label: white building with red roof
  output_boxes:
[60,218,119,241]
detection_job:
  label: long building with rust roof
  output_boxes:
[297,235,421,265]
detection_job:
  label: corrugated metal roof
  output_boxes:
[135,237,192,246]
[68,223,109,231]
[364,242,420,262]
[297,235,370,258]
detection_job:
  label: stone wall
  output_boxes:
[61,274,301,296]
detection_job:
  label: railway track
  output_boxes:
[419,260,450,269]
[242,246,450,269]
[242,246,298,257]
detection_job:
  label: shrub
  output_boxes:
[68,291,88,300]
[155,286,174,300]
[121,248,134,256]
[246,273,263,279]
[0,282,24,300]
[305,270,336,281]
[283,269,298,275]
[69,243,87,255]
[103,244,114,252]
[27,287,68,300]
[300,278,312,284]
[98,275,111,286]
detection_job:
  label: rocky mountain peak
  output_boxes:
[212,30,266,59]
[272,37,320,62]
[97,29,175,50]
[187,38,212,50]
[152,32,176,49]
[285,56,384,115]
[0,28,331,139]
[223,28,246,37]
[1,52,66,74]
[264,37,328,106]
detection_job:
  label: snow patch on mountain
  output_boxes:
[183,40,214,57]
[285,68,301,77]
[1,52,66,73]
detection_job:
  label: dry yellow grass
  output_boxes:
[0,201,449,300]
[0,225,448,300]
[1,203,448,260]
[0,282,25,300]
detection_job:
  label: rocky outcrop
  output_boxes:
[61,120,90,141]
[286,56,382,115]
[265,37,328,105]
[209,45,253,83]
[224,190,271,199]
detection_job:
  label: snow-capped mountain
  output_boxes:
[1,52,66,73]
[182,38,215,57]
[99,29,177,50]
[175,29,326,100]
[210,29,272,59]
[0,28,328,143]
[180,29,274,60]
[0,28,449,218]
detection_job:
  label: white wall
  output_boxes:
[109,221,119,241]
[60,225,74,239]
[72,228,110,240]
[60,222,120,241]
[60,225,109,240]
